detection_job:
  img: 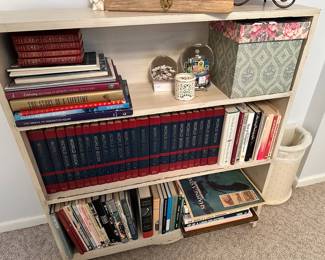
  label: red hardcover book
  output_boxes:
[75,125,92,187]
[175,112,187,170]
[129,118,139,178]
[18,53,84,67]
[115,120,127,181]
[43,128,69,192]
[107,121,120,182]
[14,40,83,52]
[189,110,201,168]
[169,113,180,171]
[230,110,245,165]
[200,108,214,166]
[122,119,133,179]
[12,29,82,45]
[159,113,172,173]
[149,115,161,175]
[137,117,150,177]
[99,122,112,184]
[182,111,194,169]
[65,126,84,188]
[82,124,98,186]
[6,82,121,101]
[195,109,206,167]
[56,127,77,190]
[56,208,87,254]
[17,48,83,59]
[264,115,279,159]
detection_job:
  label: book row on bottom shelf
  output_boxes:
[51,170,264,256]
[28,100,281,194]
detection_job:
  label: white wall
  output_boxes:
[0,0,324,231]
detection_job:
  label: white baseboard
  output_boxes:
[297,172,325,187]
[0,214,46,234]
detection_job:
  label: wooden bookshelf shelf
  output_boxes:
[0,4,319,33]
[16,82,292,131]
[46,159,271,205]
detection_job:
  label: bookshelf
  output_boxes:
[0,3,319,260]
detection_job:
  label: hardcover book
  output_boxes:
[178,170,264,221]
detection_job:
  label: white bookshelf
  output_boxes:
[0,3,319,260]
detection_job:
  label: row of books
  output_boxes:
[11,29,84,67]
[219,101,282,165]
[27,107,225,194]
[52,183,183,255]
[6,30,132,126]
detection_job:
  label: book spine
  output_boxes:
[65,126,84,188]
[122,119,133,179]
[230,111,244,165]
[256,115,274,160]
[245,111,262,161]
[165,194,172,232]
[90,123,104,184]
[182,111,193,169]
[162,194,168,234]
[12,30,81,45]
[129,119,139,178]
[82,124,98,186]
[120,197,138,240]
[189,110,200,168]
[195,110,205,166]
[149,116,161,175]
[264,115,279,159]
[44,128,68,192]
[18,54,84,67]
[267,115,282,158]
[114,197,132,240]
[115,120,127,181]
[100,200,120,243]
[27,130,58,193]
[15,108,133,127]
[10,89,123,111]
[169,113,179,171]
[239,111,255,162]
[14,41,83,52]
[17,49,83,59]
[138,117,150,177]
[201,109,214,166]
[140,197,153,238]
[174,196,184,230]
[208,107,225,165]
[99,122,111,183]
[176,113,186,170]
[5,82,120,100]
[56,128,76,190]
[159,114,171,172]
[106,122,119,182]
[235,111,248,163]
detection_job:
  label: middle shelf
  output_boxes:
[47,159,271,205]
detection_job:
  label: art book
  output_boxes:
[178,170,264,222]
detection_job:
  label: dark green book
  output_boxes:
[178,170,264,221]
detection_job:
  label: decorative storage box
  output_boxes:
[209,19,311,98]
[105,0,233,13]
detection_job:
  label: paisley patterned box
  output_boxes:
[208,19,311,98]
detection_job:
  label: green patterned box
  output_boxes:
[208,20,311,98]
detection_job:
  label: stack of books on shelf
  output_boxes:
[4,29,132,127]
[218,101,282,165]
[27,107,225,194]
[51,182,183,255]
[177,170,264,235]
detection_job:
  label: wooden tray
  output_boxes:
[105,0,234,13]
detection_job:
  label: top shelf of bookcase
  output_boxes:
[0,4,319,33]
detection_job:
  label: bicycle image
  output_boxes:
[234,0,295,9]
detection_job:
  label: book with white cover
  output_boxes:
[235,104,249,163]
[218,106,240,166]
[238,105,255,162]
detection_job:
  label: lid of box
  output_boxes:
[210,19,311,44]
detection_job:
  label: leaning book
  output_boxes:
[177,170,264,222]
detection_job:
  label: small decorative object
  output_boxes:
[149,56,177,92]
[174,73,196,101]
[180,43,214,90]
[234,0,295,9]
[89,0,105,11]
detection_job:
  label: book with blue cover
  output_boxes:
[178,170,264,221]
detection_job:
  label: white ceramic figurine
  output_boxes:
[89,0,104,11]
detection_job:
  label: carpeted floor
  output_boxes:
[1,182,325,260]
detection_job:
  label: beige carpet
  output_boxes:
[1,182,325,260]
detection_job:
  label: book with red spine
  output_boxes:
[200,108,215,166]
[82,124,98,186]
[169,113,180,171]
[14,40,83,52]
[56,207,87,254]
[137,117,150,177]
[129,118,139,178]
[149,115,161,175]
[99,122,111,184]
[122,119,133,179]
[175,112,186,170]
[159,113,172,173]
[75,125,92,187]
[189,110,200,168]
[65,126,84,188]
[5,82,121,100]
[195,109,206,166]
[106,121,119,182]
[182,111,194,169]
[230,109,245,165]
[264,115,280,159]
[115,120,127,181]
[18,53,84,67]
[12,29,82,45]
[17,48,83,59]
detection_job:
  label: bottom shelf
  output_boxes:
[73,229,183,260]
